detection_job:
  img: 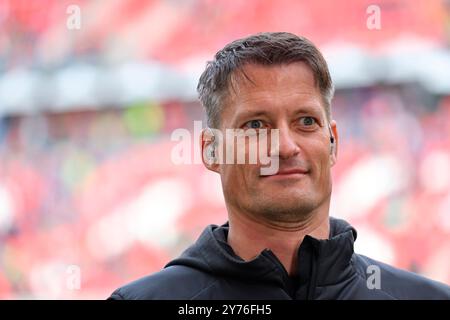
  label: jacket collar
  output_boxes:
[167,217,357,290]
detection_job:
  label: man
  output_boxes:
[109,32,450,299]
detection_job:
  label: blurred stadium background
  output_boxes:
[0,0,449,299]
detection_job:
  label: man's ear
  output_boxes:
[200,128,220,173]
[330,120,338,167]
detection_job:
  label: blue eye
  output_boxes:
[299,117,316,126]
[244,120,264,129]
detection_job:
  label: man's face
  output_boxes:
[204,62,338,224]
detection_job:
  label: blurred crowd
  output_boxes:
[0,86,449,298]
[0,0,449,299]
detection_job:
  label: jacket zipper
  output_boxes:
[307,244,320,300]
[261,250,291,285]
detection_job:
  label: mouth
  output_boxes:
[260,168,309,179]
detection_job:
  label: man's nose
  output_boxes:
[275,128,300,160]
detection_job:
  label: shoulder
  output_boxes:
[353,253,450,299]
[108,265,217,300]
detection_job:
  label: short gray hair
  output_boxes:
[197,32,334,128]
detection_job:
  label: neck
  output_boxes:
[227,205,330,276]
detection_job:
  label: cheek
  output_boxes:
[221,165,252,190]
[228,134,265,164]
[308,144,331,178]
[222,134,271,168]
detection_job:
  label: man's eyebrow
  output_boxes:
[231,110,271,125]
[230,104,325,127]
[292,106,324,117]
[233,106,323,122]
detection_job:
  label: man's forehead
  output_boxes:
[230,62,316,89]
[224,62,323,113]
[226,63,319,103]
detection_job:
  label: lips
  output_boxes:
[261,168,309,177]
[275,168,309,175]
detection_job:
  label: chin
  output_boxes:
[266,188,311,201]
[255,192,317,212]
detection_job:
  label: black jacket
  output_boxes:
[109,217,450,300]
